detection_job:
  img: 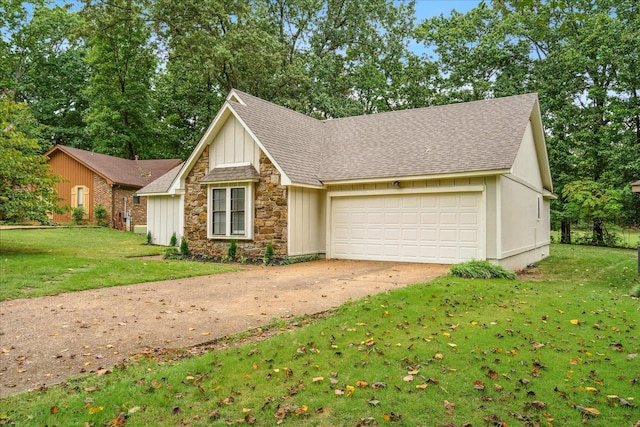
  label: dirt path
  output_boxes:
[0,259,447,397]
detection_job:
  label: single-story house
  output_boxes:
[139,90,553,270]
[632,180,640,193]
[46,144,182,230]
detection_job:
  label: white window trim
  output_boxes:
[207,182,254,240]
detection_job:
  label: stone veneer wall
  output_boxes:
[183,147,288,260]
[94,175,111,224]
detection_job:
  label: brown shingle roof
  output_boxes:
[228,91,539,185]
[48,145,182,188]
[229,91,325,186]
[200,165,260,183]
[321,94,538,181]
[137,163,183,194]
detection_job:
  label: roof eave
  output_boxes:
[322,169,512,186]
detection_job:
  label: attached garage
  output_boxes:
[329,191,483,264]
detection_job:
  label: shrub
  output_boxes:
[631,285,640,298]
[163,247,180,259]
[450,260,517,280]
[263,241,274,265]
[71,207,85,225]
[94,205,108,227]
[228,239,238,259]
[180,237,190,257]
[146,231,152,245]
[169,232,177,247]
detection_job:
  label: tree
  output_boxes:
[0,96,62,223]
[562,180,622,246]
[416,0,640,244]
[81,0,157,159]
[1,4,89,150]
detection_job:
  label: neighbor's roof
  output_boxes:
[228,90,539,185]
[632,179,640,193]
[46,145,182,188]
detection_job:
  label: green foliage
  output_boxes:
[81,0,157,159]
[145,231,152,245]
[450,260,517,280]
[1,244,638,425]
[3,5,89,148]
[179,236,190,257]
[263,240,274,265]
[279,254,321,265]
[0,97,62,223]
[631,285,640,298]
[169,232,177,247]
[0,228,236,301]
[227,239,237,260]
[162,246,180,260]
[71,207,85,225]
[94,204,107,227]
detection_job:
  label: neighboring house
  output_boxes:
[632,180,640,193]
[46,145,182,230]
[139,90,554,270]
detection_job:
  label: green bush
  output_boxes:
[163,247,180,259]
[228,239,238,259]
[450,260,517,280]
[71,207,85,225]
[631,284,640,298]
[169,232,177,247]
[146,231,152,245]
[180,237,190,256]
[94,205,108,227]
[263,241,274,265]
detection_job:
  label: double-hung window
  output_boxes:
[209,185,252,239]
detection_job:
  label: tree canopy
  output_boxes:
[1,0,638,233]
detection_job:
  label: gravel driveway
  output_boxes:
[0,259,447,397]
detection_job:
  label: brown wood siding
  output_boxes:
[48,151,97,223]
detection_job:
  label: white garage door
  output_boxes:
[330,193,482,263]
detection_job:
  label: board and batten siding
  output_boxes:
[48,151,95,223]
[288,187,326,256]
[147,195,182,246]
[209,115,261,168]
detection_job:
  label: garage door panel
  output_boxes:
[331,193,482,263]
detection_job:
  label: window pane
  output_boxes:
[77,187,84,208]
[230,188,245,235]
[231,188,244,210]
[231,211,245,235]
[212,189,226,211]
[212,189,226,234]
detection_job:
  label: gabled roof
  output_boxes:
[166,89,551,195]
[46,145,182,188]
[321,93,540,182]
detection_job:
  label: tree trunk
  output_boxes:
[592,217,604,246]
[561,218,571,244]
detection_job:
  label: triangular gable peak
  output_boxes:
[173,90,293,193]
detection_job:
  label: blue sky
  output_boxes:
[410,0,482,20]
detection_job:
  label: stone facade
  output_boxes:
[183,147,288,260]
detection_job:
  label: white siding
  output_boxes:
[499,176,550,259]
[511,122,543,189]
[288,187,326,256]
[209,116,261,167]
[146,195,182,246]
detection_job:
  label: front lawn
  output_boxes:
[1,244,638,426]
[0,228,236,301]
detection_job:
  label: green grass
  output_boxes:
[1,244,638,426]
[551,228,640,248]
[0,228,236,301]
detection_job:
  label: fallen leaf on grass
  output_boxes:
[473,380,485,391]
[50,406,59,415]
